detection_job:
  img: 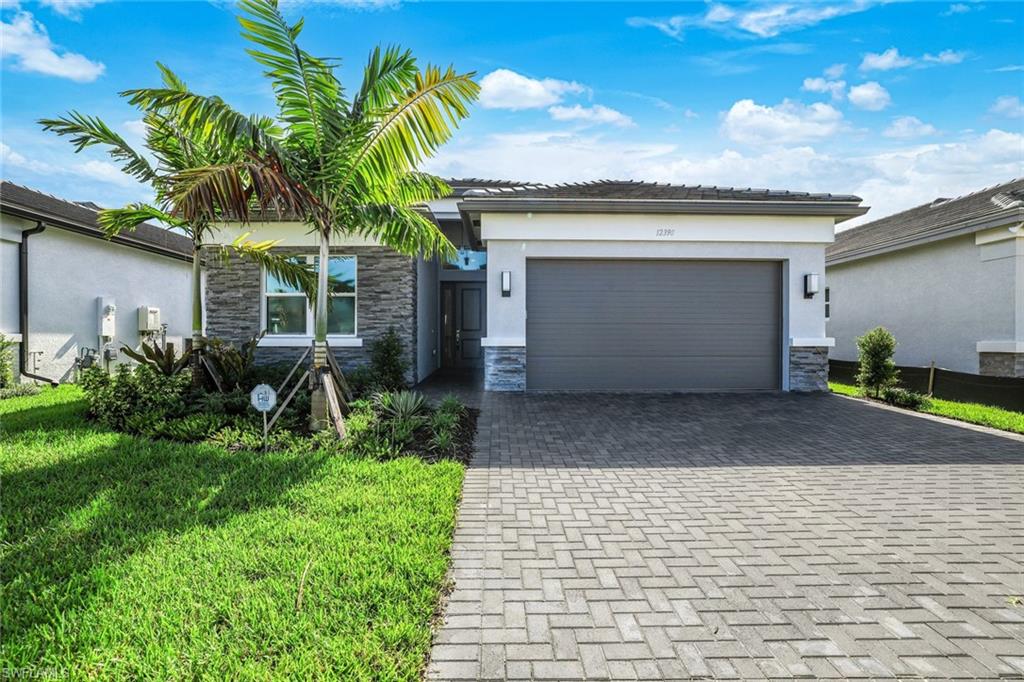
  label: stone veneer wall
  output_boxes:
[979,352,1024,378]
[203,245,417,384]
[788,346,829,392]
[484,346,526,391]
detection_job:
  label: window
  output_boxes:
[824,287,831,320]
[443,247,487,271]
[264,255,357,336]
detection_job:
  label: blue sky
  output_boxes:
[1,0,1022,226]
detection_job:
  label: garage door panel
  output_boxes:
[526,259,781,390]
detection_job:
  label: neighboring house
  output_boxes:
[0,181,193,383]
[204,179,865,392]
[827,179,1024,378]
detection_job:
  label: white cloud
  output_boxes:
[478,69,586,110]
[548,104,634,128]
[922,49,967,65]
[860,46,967,71]
[683,108,699,119]
[720,99,845,145]
[824,63,846,79]
[848,81,891,110]
[992,64,1024,72]
[883,116,938,138]
[1,141,54,173]
[941,3,971,15]
[990,95,1024,118]
[0,9,104,81]
[802,76,846,100]
[38,0,101,19]
[627,1,877,40]
[859,47,914,71]
[427,127,1022,230]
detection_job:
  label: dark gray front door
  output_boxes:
[526,259,781,390]
[441,282,485,368]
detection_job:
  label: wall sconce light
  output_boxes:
[804,273,820,299]
[501,271,512,297]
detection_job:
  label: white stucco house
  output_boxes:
[202,179,866,392]
[0,181,193,384]
[826,178,1024,378]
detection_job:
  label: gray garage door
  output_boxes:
[526,259,781,390]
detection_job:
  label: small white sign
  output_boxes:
[250,384,277,413]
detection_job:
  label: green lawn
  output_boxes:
[829,381,1024,435]
[1,386,464,680]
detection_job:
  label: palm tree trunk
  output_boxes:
[310,229,330,431]
[190,245,204,388]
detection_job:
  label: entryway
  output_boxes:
[441,281,486,369]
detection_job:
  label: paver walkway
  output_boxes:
[427,392,1024,680]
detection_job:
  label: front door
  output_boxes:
[441,282,485,368]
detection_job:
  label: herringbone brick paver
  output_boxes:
[427,393,1024,680]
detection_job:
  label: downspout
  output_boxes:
[19,222,59,386]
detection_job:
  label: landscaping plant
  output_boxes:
[0,333,15,389]
[369,328,411,390]
[881,386,929,410]
[856,326,899,398]
[120,340,192,377]
[124,0,478,427]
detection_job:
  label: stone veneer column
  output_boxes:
[484,346,526,391]
[979,352,1024,378]
[788,346,830,392]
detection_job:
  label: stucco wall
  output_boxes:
[826,234,1018,374]
[481,212,834,391]
[0,213,192,383]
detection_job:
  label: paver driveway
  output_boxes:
[427,393,1024,680]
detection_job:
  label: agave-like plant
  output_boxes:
[39,63,317,384]
[122,0,478,428]
[121,341,191,377]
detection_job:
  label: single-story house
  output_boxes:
[826,178,1024,378]
[204,179,866,392]
[0,181,193,383]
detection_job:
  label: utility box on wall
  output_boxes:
[97,296,116,339]
[138,305,161,332]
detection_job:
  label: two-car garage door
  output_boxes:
[525,259,781,391]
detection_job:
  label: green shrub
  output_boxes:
[121,341,191,376]
[79,365,191,431]
[0,384,40,400]
[437,394,465,417]
[369,327,408,391]
[0,333,16,389]
[200,332,263,391]
[882,387,929,410]
[344,364,379,398]
[856,326,899,398]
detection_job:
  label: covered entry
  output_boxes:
[525,259,782,390]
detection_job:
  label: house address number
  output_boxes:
[656,228,676,237]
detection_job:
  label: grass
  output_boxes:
[829,381,1024,435]
[1,386,465,680]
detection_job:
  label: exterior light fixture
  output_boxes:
[804,273,820,299]
[501,271,512,297]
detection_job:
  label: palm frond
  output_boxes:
[219,233,319,301]
[98,204,189,239]
[349,65,478,189]
[348,203,456,261]
[237,0,345,152]
[351,45,418,119]
[38,112,156,184]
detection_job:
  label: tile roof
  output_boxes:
[828,178,1024,263]
[443,178,540,197]
[461,179,863,203]
[0,180,193,259]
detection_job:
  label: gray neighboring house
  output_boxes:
[204,179,865,392]
[0,181,193,383]
[827,178,1024,377]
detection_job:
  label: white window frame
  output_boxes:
[260,254,358,342]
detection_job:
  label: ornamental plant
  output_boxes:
[856,326,899,398]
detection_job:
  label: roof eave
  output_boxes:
[0,201,193,262]
[458,197,868,221]
[826,207,1024,265]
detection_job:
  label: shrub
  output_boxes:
[201,332,264,391]
[369,328,408,391]
[856,326,899,398]
[882,387,929,410]
[0,384,40,400]
[437,394,465,417]
[0,333,15,389]
[344,365,379,398]
[79,365,191,431]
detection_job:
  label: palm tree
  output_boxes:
[40,63,317,383]
[123,0,478,428]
